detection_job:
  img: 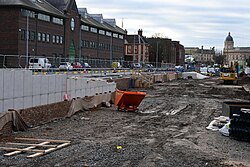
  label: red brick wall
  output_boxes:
[0,7,19,54]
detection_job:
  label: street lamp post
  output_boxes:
[26,15,29,68]
[156,40,159,68]
[110,33,112,66]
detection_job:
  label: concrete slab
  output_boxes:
[3,99,14,112]
[55,92,62,103]
[0,100,3,112]
[48,93,56,104]
[55,75,63,92]
[14,70,24,98]
[23,70,33,97]
[32,76,41,96]
[41,94,48,106]
[3,70,14,99]
[40,75,49,94]
[24,96,33,109]
[32,95,41,107]
[49,75,56,93]
[14,97,24,109]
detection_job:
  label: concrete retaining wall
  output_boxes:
[0,69,116,113]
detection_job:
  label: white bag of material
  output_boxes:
[219,122,230,137]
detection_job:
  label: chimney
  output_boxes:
[138,29,143,36]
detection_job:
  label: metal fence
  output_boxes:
[0,54,175,69]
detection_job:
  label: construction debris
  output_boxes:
[0,137,71,158]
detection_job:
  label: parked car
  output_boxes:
[72,62,82,69]
[59,62,73,71]
[131,63,142,69]
[29,58,51,70]
[82,62,91,68]
[112,62,122,68]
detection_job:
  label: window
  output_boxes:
[106,31,112,36]
[21,9,35,18]
[38,32,42,41]
[99,30,105,35]
[90,27,97,33]
[42,33,46,41]
[52,17,63,25]
[60,36,63,44]
[46,34,50,42]
[119,35,124,39]
[52,35,56,43]
[30,31,35,41]
[113,33,118,38]
[56,36,59,43]
[128,46,132,53]
[38,13,50,22]
[81,25,89,31]
[21,29,26,40]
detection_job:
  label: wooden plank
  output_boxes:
[0,147,44,153]
[4,141,49,156]
[15,137,71,143]
[27,142,71,158]
[6,142,57,148]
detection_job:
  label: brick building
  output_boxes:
[0,0,125,67]
[147,38,177,65]
[124,29,149,63]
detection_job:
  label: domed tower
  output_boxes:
[224,32,234,50]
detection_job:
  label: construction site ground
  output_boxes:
[1,77,250,167]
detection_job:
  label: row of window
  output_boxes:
[21,9,63,25]
[20,29,63,44]
[229,55,250,60]
[21,9,124,39]
[81,25,124,39]
[81,40,123,52]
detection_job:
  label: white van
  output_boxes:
[29,58,51,70]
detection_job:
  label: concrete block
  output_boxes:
[48,75,56,93]
[3,70,14,99]
[61,75,67,92]
[40,94,48,106]
[14,70,24,98]
[32,76,41,96]
[3,99,14,112]
[55,75,63,93]
[81,79,87,89]
[76,89,82,98]
[14,97,24,109]
[71,78,76,91]
[66,78,71,92]
[55,93,62,103]
[75,78,81,90]
[81,88,85,97]
[23,70,32,97]
[0,70,3,100]
[70,90,76,99]
[0,100,3,112]
[111,83,116,92]
[40,75,49,94]
[85,88,90,96]
[48,93,56,104]
[32,95,41,107]
[90,87,95,96]
[23,96,32,109]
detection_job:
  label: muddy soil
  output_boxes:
[0,77,250,167]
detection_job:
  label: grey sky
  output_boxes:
[76,0,250,50]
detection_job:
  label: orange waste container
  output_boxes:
[115,89,146,112]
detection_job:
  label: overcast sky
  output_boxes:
[76,0,250,51]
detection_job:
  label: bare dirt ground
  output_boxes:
[0,77,250,167]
